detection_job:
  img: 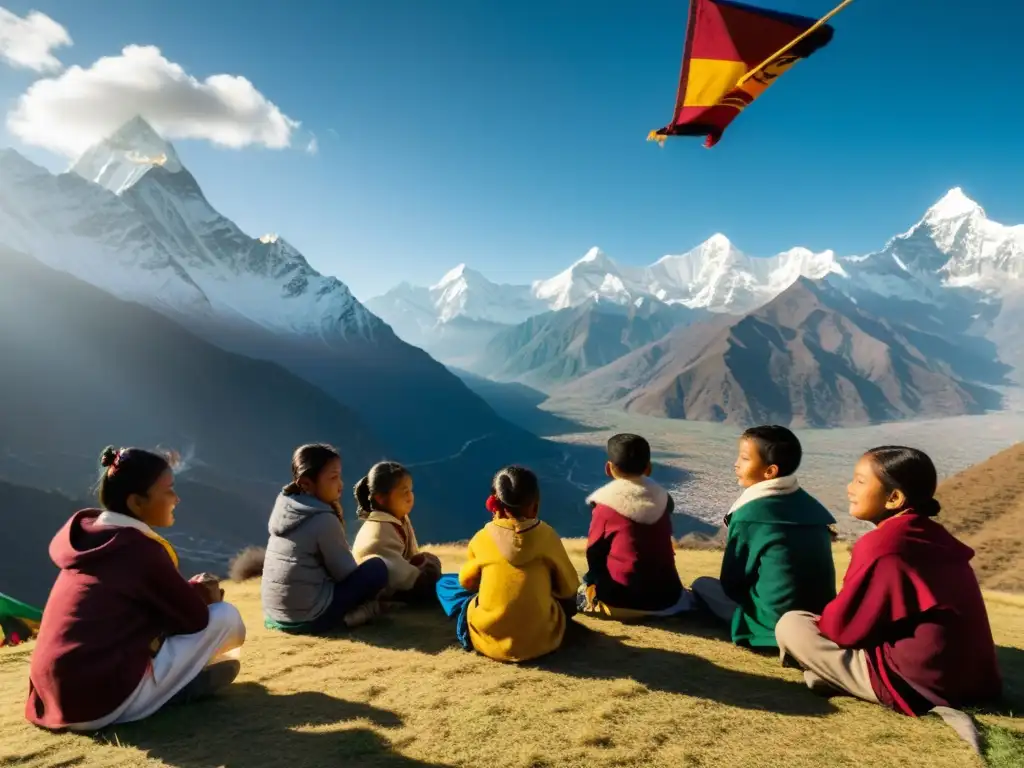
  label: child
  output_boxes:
[581,433,692,619]
[776,446,1002,716]
[351,461,441,603]
[261,444,389,632]
[691,425,836,648]
[26,446,246,732]
[435,466,580,663]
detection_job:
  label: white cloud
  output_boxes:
[305,134,319,155]
[0,6,71,72]
[7,44,300,157]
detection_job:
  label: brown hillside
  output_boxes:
[555,278,1002,428]
[936,442,1024,592]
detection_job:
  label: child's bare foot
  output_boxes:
[343,600,380,628]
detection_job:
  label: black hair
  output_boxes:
[864,445,941,518]
[491,465,540,519]
[283,443,343,520]
[97,445,172,518]
[283,443,341,496]
[741,425,802,477]
[607,433,651,476]
[354,461,410,519]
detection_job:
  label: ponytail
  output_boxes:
[354,476,373,519]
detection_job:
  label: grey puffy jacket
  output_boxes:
[260,493,358,623]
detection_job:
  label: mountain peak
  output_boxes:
[925,187,985,222]
[71,115,184,195]
[572,247,618,272]
[434,263,486,289]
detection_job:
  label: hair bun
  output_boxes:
[920,497,941,517]
[100,446,119,468]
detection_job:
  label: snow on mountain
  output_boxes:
[72,115,184,195]
[847,188,1024,297]
[431,264,543,324]
[373,187,1023,348]
[373,235,845,347]
[0,148,214,315]
[531,247,646,310]
[643,234,843,313]
[0,116,381,340]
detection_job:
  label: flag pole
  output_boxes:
[737,0,856,86]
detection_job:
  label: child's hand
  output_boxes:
[189,573,225,605]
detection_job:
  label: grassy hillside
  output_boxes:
[1,544,1021,768]
[936,442,1024,592]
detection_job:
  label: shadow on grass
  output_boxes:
[995,645,1024,714]
[530,622,840,717]
[106,682,452,768]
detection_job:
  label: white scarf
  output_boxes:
[94,510,179,567]
[727,475,801,516]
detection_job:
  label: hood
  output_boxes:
[49,509,157,570]
[860,513,975,564]
[268,493,336,536]
[586,477,672,524]
[485,518,546,566]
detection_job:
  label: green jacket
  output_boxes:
[720,488,837,648]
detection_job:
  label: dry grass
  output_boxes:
[1,546,1021,768]
[936,443,1024,592]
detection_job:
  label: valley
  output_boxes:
[509,400,1024,537]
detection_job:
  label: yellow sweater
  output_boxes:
[459,518,580,663]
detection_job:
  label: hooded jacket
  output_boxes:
[585,477,682,611]
[26,510,209,730]
[818,513,1002,715]
[352,510,422,594]
[459,518,580,662]
[720,476,837,647]
[261,493,359,624]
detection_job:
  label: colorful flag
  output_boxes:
[0,592,43,647]
[649,0,839,148]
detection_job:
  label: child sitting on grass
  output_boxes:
[776,446,1001,718]
[580,433,692,619]
[436,466,580,663]
[261,444,389,632]
[352,461,442,603]
[691,425,836,649]
[26,446,246,732]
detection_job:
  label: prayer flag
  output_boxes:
[650,0,841,148]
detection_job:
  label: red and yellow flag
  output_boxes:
[650,0,840,148]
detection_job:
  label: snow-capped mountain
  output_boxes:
[847,188,1024,298]
[373,188,1024,340]
[365,264,543,358]
[0,116,516,461]
[432,264,544,324]
[641,234,843,312]
[72,115,187,196]
[368,235,845,359]
[532,247,647,310]
[65,118,380,339]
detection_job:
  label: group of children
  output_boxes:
[22,427,1003,735]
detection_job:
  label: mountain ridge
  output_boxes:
[549,277,1003,428]
[0,117,527,461]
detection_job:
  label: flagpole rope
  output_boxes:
[737,0,857,86]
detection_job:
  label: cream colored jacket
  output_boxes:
[352,510,422,593]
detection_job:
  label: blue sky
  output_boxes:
[1,0,1022,301]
